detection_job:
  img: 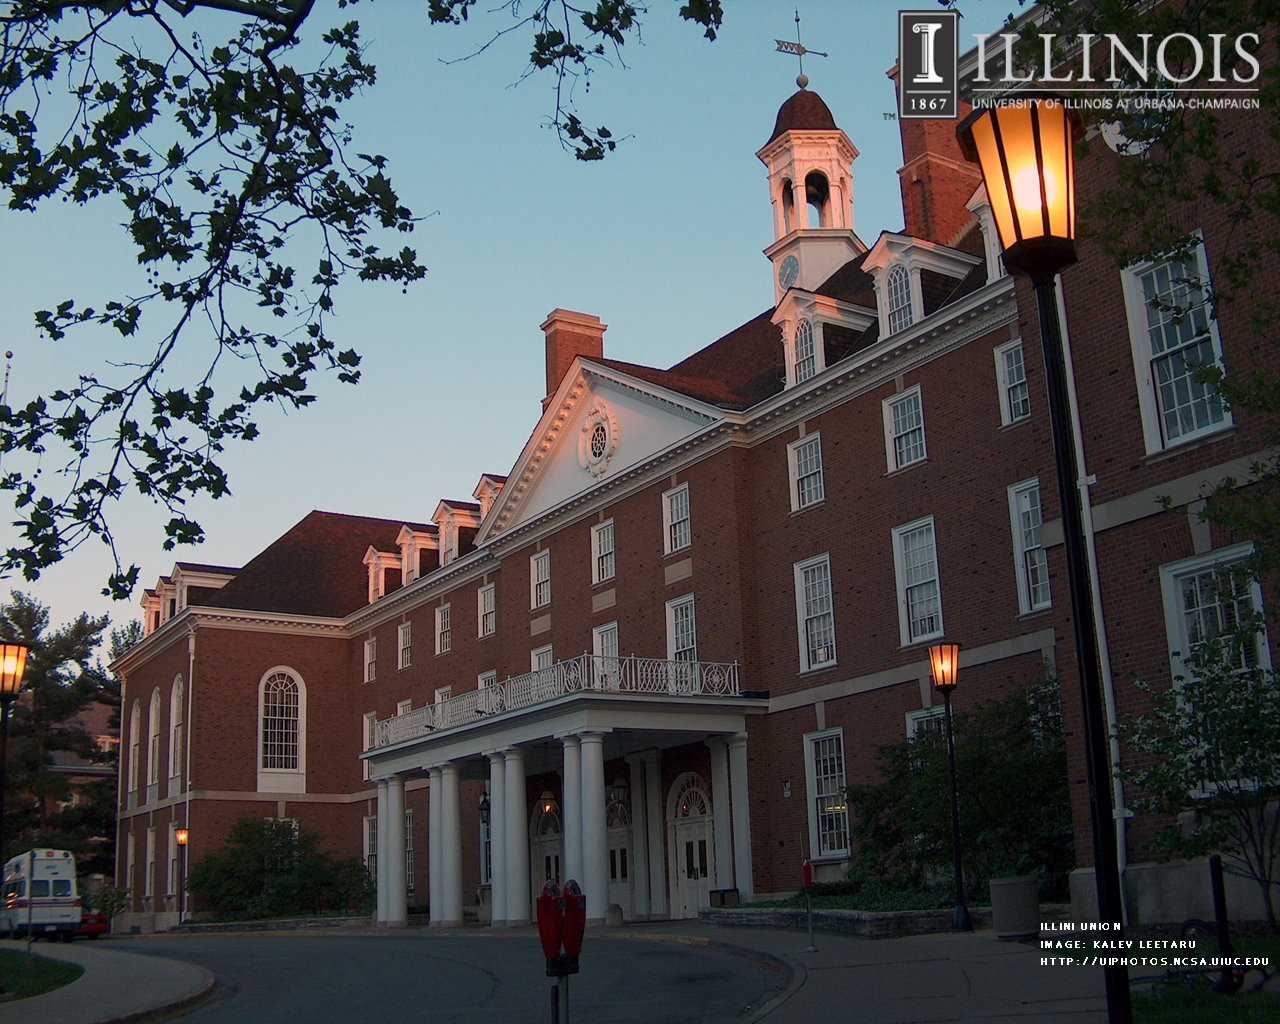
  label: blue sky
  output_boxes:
[0,1,1017,638]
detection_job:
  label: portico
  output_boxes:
[363,654,765,926]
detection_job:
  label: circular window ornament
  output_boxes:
[578,398,618,479]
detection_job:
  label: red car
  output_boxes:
[76,910,107,939]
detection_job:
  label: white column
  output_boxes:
[504,747,531,925]
[375,779,389,924]
[728,732,754,903]
[706,737,732,892]
[386,775,407,927]
[642,749,666,918]
[488,752,507,926]
[580,732,608,922]
[626,754,649,918]
[441,763,463,925]
[428,768,443,926]
[561,735,583,887]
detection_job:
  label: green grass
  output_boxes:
[749,884,956,913]
[0,949,84,1000]
[1134,983,1280,1023]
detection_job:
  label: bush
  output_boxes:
[186,815,373,920]
[83,885,132,920]
[847,674,1074,902]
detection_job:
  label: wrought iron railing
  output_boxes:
[373,653,739,748]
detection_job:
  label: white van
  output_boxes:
[1,849,82,941]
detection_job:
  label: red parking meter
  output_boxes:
[561,879,586,961]
[802,859,813,890]
[536,880,564,966]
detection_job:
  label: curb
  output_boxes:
[91,966,216,1024]
[700,903,1072,939]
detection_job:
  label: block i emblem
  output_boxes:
[898,10,959,120]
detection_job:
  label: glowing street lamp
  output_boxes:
[959,99,1131,1024]
[175,827,189,923]
[0,643,28,861]
[927,643,970,933]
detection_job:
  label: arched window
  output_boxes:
[805,171,830,228]
[781,179,795,234]
[887,265,914,334]
[146,688,161,801]
[168,675,184,795]
[257,667,307,793]
[127,699,141,808]
[793,320,816,384]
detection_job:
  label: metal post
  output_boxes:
[804,889,817,952]
[1209,854,1240,993]
[0,700,10,863]
[1032,276,1131,1022]
[550,982,559,1024]
[559,973,570,1024]
[942,688,972,932]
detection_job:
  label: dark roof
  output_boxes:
[667,310,786,407]
[481,474,509,484]
[174,562,240,575]
[440,501,481,513]
[766,89,839,145]
[202,510,403,619]
[400,521,438,534]
[595,358,741,407]
[815,251,877,306]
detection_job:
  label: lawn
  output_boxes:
[1133,935,1280,1023]
[0,949,83,1000]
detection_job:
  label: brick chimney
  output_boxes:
[891,83,983,244]
[542,309,606,411]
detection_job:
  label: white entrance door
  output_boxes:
[607,826,632,918]
[674,818,712,917]
[530,805,562,899]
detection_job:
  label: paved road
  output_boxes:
[117,930,788,1024]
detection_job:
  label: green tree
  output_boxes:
[847,675,1074,900]
[186,813,372,919]
[0,591,110,859]
[0,2,724,599]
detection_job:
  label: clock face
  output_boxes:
[778,255,800,289]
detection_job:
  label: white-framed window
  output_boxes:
[886,264,913,334]
[127,699,141,808]
[1159,543,1270,683]
[787,432,825,511]
[478,583,496,637]
[397,699,412,716]
[803,728,850,858]
[146,688,161,799]
[1008,478,1051,614]
[1121,239,1231,455]
[405,809,415,895]
[530,550,551,609]
[168,676,183,797]
[257,666,307,794]
[883,386,927,472]
[532,645,554,672]
[994,338,1031,425]
[364,815,377,887]
[362,711,377,781]
[794,554,837,672]
[125,831,136,900]
[906,706,946,738]
[892,516,944,646]
[167,823,178,896]
[663,483,692,554]
[793,319,817,384]
[591,519,616,584]
[144,826,156,898]
[478,669,497,689]
[364,638,377,683]
[480,797,492,885]
[435,604,452,655]
[665,594,697,663]
[593,621,620,688]
[397,622,412,669]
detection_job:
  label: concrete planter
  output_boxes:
[989,876,1040,940]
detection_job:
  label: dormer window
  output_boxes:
[793,320,817,383]
[886,265,913,334]
[439,517,456,566]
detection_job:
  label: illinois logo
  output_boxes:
[898,11,959,119]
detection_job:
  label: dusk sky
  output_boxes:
[0,2,1017,639]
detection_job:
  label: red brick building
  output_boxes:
[113,39,1279,931]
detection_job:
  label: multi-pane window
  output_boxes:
[793,319,817,384]
[805,729,850,857]
[478,670,497,689]
[435,605,451,655]
[147,688,161,791]
[167,824,179,896]
[169,677,184,792]
[531,550,551,608]
[405,809,415,895]
[1008,479,1051,614]
[364,638,377,683]
[592,520,616,584]
[364,816,378,887]
[666,595,697,663]
[261,671,300,770]
[532,645,554,672]
[1122,241,1231,454]
[144,827,156,898]
[397,622,412,669]
[397,699,412,716]
[1160,545,1269,680]
[593,621,620,688]
[905,706,946,738]
[478,583,496,637]
[794,554,836,672]
[886,265,913,334]
[663,483,691,554]
[893,516,943,645]
[995,338,1031,425]
[362,711,377,780]
[787,433,825,511]
[128,700,141,806]
[883,387,926,471]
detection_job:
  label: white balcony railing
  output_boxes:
[373,653,739,748]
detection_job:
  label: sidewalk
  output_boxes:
[0,940,213,1024]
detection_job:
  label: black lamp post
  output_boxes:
[958,98,1131,1024]
[478,794,490,827]
[927,642,971,933]
[175,827,188,924]
[0,644,28,862]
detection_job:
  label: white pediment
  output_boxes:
[480,359,723,541]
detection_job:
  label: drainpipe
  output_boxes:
[184,627,195,923]
[1056,278,1130,918]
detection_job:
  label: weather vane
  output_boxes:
[775,9,827,90]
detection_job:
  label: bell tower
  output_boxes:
[757,87,863,305]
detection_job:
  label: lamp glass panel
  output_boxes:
[992,105,1045,244]
[0,645,26,696]
[970,114,1017,250]
[1033,102,1071,239]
